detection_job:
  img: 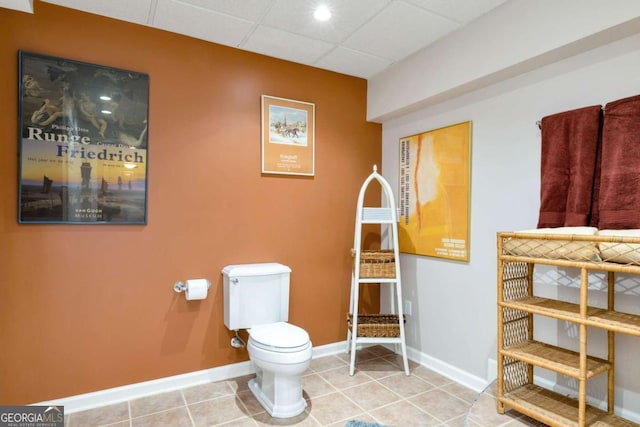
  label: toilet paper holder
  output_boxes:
[173,280,211,293]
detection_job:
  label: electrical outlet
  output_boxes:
[404,300,412,316]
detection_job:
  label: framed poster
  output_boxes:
[398,121,472,261]
[18,51,149,224]
[261,95,314,176]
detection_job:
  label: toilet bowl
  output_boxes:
[247,322,312,418]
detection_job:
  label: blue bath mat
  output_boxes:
[345,420,390,427]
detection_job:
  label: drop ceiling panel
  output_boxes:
[41,0,153,25]
[153,0,255,47]
[260,0,391,44]
[315,47,392,79]
[8,0,513,79]
[175,0,272,22]
[243,25,334,65]
[343,1,459,61]
[405,0,510,23]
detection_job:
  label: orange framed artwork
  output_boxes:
[261,95,315,176]
[398,121,472,261]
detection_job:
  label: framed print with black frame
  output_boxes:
[18,51,149,224]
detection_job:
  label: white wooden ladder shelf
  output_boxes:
[347,165,409,376]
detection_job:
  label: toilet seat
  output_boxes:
[249,322,310,353]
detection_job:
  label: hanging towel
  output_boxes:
[597,94,640,229]
[537,105,602,228]
[588,129,603,228]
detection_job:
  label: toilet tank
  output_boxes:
[222,263,291,331]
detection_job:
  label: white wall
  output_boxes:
[379,32,640,419]
[368,0,640,121]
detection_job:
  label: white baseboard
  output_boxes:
[311,340,349,358]
[405,347,490,393]
[33,343,544,415]
[34,361,254,414]
[34,340,352,414]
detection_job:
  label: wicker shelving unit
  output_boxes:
[347,165,409,376]
[497,231,640,427]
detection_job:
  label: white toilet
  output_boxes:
[222,263,312,418]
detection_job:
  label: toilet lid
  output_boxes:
[249,322,310,351]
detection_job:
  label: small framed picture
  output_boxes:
[261,95,315,176]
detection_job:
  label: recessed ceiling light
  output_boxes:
[314,5,331,21]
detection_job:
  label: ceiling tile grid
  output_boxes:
[243,24,335,65]
[41,0,154,25]
[175,0,273,22]
[404,0,510,23]
[342,1,460,61]
[27,0,511,78]
[315,46,393,78]
[153,0,256,47]
[260,0,391,44]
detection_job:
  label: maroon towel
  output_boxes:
[537,105,602,228]
[597,94,640,229]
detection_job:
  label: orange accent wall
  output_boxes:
[0,1,381,404]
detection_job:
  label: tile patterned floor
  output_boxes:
[64,346,545,427]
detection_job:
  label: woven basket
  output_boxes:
[347,314,405,337]
[358,249,396,278]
